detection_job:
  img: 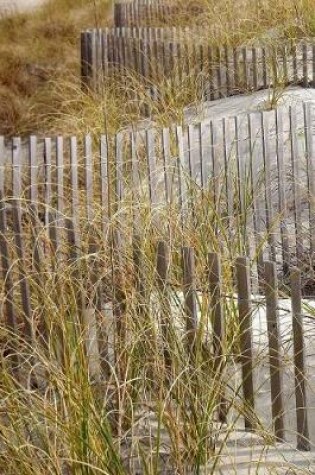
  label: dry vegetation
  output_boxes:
[1,1,315,474]
[0,0,112,136]
[2,0,315,136]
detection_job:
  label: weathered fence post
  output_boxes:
[12,202,34,344]
[290,268,310,451]
[264,260,285,441]
[66,217,101,382]
[208,252,227,423]
[0,196,19,376]
[156,240,172,371]
[111,227,127,379]
[235,256,255,431]
[182,246,198,360]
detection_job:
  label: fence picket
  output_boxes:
[182,246,198,359]
[84,134,94,222]
[156,240,172,370]
[44,138,52,227]
[29,136,38,207]
[275,108,290,277]
[235,256,255,431]
[70,137,80,249]
[208,252,227,423]
[12,137,22,199]
[290,268,310,451]
[262,111,276,262]
[100,134,109,239]
[12,203,33,343]
[264,261,285,441]
[304,102,315,257]
[0,197,19,373]
[289,106,303,264]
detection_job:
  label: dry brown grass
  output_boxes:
[2,0,315,137]
[0,0,112,136]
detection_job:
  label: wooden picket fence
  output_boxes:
[81,26,315,97]
[0,199,312,449]
[113,0,204,27]
[1,102,315,289]
[82,0,315,105]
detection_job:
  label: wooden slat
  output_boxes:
[156,240,172,370]
[84,232,102,382]
[44,138,52,227]
[222,118,233,234]
[208,252,227,423]
[242,47,248,91]
[233,47,239,93]
[290,268,310,451]
[249,113,264,282]
[115,132,124,206]
[12,203,33,343]
[261,111,276,261]
[289,106,303,264]
[146,128,158,208]
[100,134,109,239]
[182,246,197,359]
[176,126,186,230]
[235,256,255,431]
[29,135,38,207]
[304,102,315,256]
[252,47,258,90]
[56,136,64,250]
[302,42,308,88]
[275,108,290,277]
[162,127,171,205]
[234,116,245,218]
[262,47,267,88]
[0,196,19,372]
[70,137,80,249]
[84,134,94,222]
[200,121,209,191]
[81,32,89,88]
[211,120,221,217]
[293,44,298,83]
[12,137,22,199]
[264,260,285,441]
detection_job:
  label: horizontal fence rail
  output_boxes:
[1,102,315,291]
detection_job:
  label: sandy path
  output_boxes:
[0,0,47,15]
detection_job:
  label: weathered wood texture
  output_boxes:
[0,212,310,449]
[81,28,315,99]
[1,102,315,287]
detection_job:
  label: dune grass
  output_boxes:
[0,191,278,475]
[1,1,315,473]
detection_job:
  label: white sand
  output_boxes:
[184,86,315,124]
[0,0,46,16]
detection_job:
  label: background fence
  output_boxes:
[113,0,204,28]
[81,28,315,98]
